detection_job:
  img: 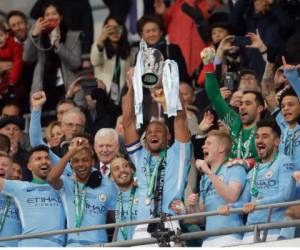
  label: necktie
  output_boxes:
[101,164,108,175]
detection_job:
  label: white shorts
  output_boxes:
[202,234,242,247]
[132,220,180,247]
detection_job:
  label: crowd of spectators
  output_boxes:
[0,0,300,247]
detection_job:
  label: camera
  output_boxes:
[79,78,98,95]
[232,36,251,47]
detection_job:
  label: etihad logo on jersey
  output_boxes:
[26,186,51,192]
[26,196,62,207]
[256,179,277,190]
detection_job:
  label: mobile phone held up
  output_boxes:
[232,36,251,47]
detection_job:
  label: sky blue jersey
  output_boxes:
[233,153,295,226]
[115,186,139,241]
[2,180,65,247]
[0,193,21,247]
[126,140,191,220]
[200,163,247,233]
[59,175,116,246]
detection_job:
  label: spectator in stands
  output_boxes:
[237,69,261,92]
[110,156,139,241]
[94,128,120,177]
[0,134,10,154]
[123,71,191,239]
[219,119,295,243]
[154,0,214,76]
[91,15,132,108]
[47,137,116,246]
[6,10,34,113]
[6,10,29,45]
[205,68,265,162]
[136,14,189,82]
[229,0,295,79]
[30,0,94,60]
[9,161,23,181]
[0,145,65,247]
[0,152,22,247]
[0,116,31,181]
[103,0,155,44]
[0,22,23,102]
[44,121,63,148]
[187,130,247,246]
[56,99,76,122]
[23,1,82,111]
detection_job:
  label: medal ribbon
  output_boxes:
[237,127,256,159]
[0,197,11,232]
[250,153,278,197]
[284,128,296,158]
[74,181,87,228]
[145,150,166,200]
[118,186,137,240]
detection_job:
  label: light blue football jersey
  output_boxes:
[199,163,247,240]
[2,180,65,247]
[0,193,22,247]
[126,140,191,220]
[59,175,116,246]
[115,186,139,241]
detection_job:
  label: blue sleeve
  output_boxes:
[284,69,300,100]
[2,180,23,197]
[227,165,247,187]
[29,110,72,173]
[274,109,287,132]
[126,140,143,170]
[256,160,295,205]
[231,172,251,208]
[107,183,117,211]
[29,110,47,147]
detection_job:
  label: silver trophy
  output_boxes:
[141,48,164,89]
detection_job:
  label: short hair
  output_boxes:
[279,87,299,108]
[238,68,258,81]
[207,130,232,154]
[72,132,94,147]
[137,14,164,36]
[0,134,10,153]
[6,10,27,24]
[56,99,77,110]
[0,22,7,33]
[44,121,61,142]
[1,100,21,116]
[256,118,281,138]
[62,108,86,125]
[27,145,49,162]
[94,128,119,144]
[0,151,12,161]
[243,91,265,107]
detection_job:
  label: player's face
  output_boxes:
[239,93,262,126]
[0,156,12,177]
[255,127,279,162]
[71,149,93,183]
[6,162,22,180]
[28,151,51,179]
[281,95,300,124]
[110,158,133,188]
[202,135,221,165]
[145,122,168,155]
[94,135,119,164]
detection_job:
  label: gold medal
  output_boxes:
[145,197,151,206]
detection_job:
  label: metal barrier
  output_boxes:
[0,200,299,246]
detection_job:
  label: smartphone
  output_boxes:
[232,36,251,47]
[223,72,235,91]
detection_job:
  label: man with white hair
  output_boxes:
[94,128,120,177]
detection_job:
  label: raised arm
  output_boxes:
[260,62,278,112]
[47,138,88,189]
[282,56,300,100]
[174,95,190,143]
[122,69,140,145]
